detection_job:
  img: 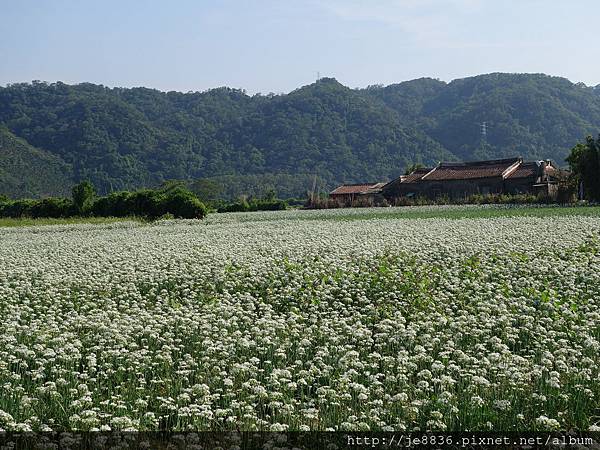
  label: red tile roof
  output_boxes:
[330,183,384,195]
[402,167,433,183]
[364,182,386,192]
[507,161,539,179]
[422,157,521,181]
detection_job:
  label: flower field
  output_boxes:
[1,206,600,432]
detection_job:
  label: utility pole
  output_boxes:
[476,121,491,148]
[480,121,488,145]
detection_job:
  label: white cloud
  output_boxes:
[313,0,557,51]
[315,0,486,47]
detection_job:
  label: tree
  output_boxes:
[72,180,96,214]
[566,135,600,201]
[404,163,425,175]
[263,188,277,202]
[159,180,188,194]
[163,188,207,219]
[189,178,223,205]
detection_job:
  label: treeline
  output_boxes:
[0,181,207,219]
[157,181,296,212]
[0,180,299,220]
[188,173,328,204]
[567,134,600,201]
[216,191,288,213]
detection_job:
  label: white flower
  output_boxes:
[536,415,561,430]
[471,396,485,407]
[1,207,599,432]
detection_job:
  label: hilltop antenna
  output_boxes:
[316,71,320,81]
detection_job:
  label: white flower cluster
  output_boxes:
[1,206,599,431]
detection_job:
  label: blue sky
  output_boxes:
[1,0,598,93]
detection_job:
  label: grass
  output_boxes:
[0,216,140,228]
[317,205,600,221]
[3,204,600,227]
[212,204,600,225]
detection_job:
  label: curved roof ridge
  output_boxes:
[437,157,521,167]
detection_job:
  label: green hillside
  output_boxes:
[1,73,599,198]
[423,74,600,162]
[362,74,600,162]
[0,127,72,198]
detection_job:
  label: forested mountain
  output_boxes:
[0,127,72,198]
[362,74,600,162]
[1,73,599,198]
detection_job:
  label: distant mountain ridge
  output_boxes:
[0,73,599,198]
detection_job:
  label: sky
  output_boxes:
[1,0,599,94]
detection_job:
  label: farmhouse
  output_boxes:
[329,183,385,206]
[383,157,567,201]
[329,157,568,205]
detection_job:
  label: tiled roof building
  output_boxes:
[329,183,385,205]
[328,157,568,206]
[400,167,433,183]
[329,183,384,196]
[421,158,521,181]
[381,157,564,201]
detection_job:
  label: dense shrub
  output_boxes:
[88,189,206,219]
[29,198,74,218]
[306,193,561,209]
[217,198,287,213]
[391,196,431,207]
[0,199,37,218]
[218,199,250,213]
[252,199,287,211]
[467,193,540,205]
[284,197,307,207]
[86,188,206,219]
[0,197,74,218]
[162,188,207,218]
[89,191,130,217]
[0,184,207,220]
